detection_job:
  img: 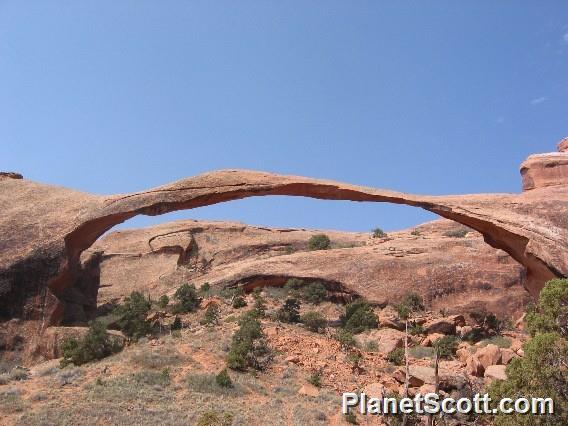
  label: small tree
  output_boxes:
[173,283,201,313]
[387,347,405,365]
[341,299,378,334]
[252,291,266,318]
[276,298,301,323]
[227,311,271,371]
[308,234,331,250]
[215,368,233,388]
[61,321,122,367]
[372,227,387,238]
[114,291,152,340]
[335,329,356,349]
[302,282,327,304]
[201,303,220,325]
[432,336,458,359]
[301,311,327,333]
[232,295,247,309]
[199,282,211,297]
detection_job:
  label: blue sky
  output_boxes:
[1,2,567,232]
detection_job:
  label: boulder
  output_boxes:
[422,333,445,347]
[363,382,384,399]
[423,318,457,335]
[298,383,320,397]
[378,306,404,331]
[484,365,507,381]
[476,344,502,369]
[393,366,465,391]
[456,348,471,364]
[458,325,473,338]
[500,348,518,365]
[358,328,405,355]
[558,137,568,153]
[466,354,484,377]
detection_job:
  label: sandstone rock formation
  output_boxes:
[1,144,567,358]
[87,219,528,322]
[520,140,568,190]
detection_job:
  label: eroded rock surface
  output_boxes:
[1,147,567,359]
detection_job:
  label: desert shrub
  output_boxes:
[134,369,171,387]
[401,292,424,312]
[170,316,182,331]
[444,227,469,238]
[433,335,458,359]
[308,372,322,388]
[173,283,201,313]
[308,234,331,250]
[341,299,378,334]
[232,295,247,309]
[344,410,358,424]
[408,323,425,335]
[276,298,301,323]
[199,282,211,296]
[409,345,435,359]
[196,411,234,426]
[157,295,169,309]
[364,340,379,352]
[470,308,502,333]
[395,303,411,320]
[387,347,405,365]
[410,229,421,236]
[226,311,271,371]
[302,282,327,304]
[488,279,568,425]
[61,321,122,367]
[252,292,266,318]
[0,389,26,414]
[525,278,568,337]
[372,227,387,238]
[201,304,220,325]
[56,367,84,385]
[301,311,327,333]
[215,368,233,388]
[129,345,183,369]
[114,291,152,339]
[335,329,357,349]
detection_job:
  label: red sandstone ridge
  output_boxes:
[85,219,528,322]
[0,144,567,358]
[520,137,568,190]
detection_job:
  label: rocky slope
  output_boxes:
[1,141,567,360]
[85,219,528,323]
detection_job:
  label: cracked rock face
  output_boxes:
[1,148,567,359]
[87,219,529,323]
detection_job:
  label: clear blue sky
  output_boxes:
[2,2,567,232]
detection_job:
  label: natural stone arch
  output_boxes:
[1,168,567,334]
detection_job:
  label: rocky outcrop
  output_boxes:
[520,139,568,191]
[89,219,528,321]
[1,146,567,358]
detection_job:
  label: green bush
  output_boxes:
[226,311,271,371]
[372,227,387,238]
[276,298,301,323]
[308,372,322,388]
[341,300,378,334]
[409,346,435,359]
[200,304,220,325]
[301,311,327,333]
[387,347,405,366]
[401,292,424,312]
[408,323,425,335]
[488,279,568,425]
[395,303,411,320]
[335,329,357,349]
[302,282,327,304]
[199,282,211,296]
[525,278,568,337]
[173,283,201,313]
[215,368,233,388]
[432,335,458,359]
[170,316,182,331]
[252,292,266,318]
[232,296,247,309]
[114,291,151,339]
[61,321,122,367]
[470,308,502,333]
[157,295,169,309]
[196,411,234,426]
[308,234,331,250]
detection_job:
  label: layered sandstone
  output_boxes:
[1,147,567,358]
[86,219,528,320]
[520,138,568,190]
